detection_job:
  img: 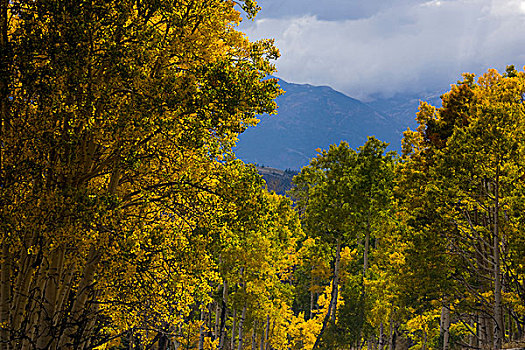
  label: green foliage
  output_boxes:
[0,0,304,349]
[2,2,525,347]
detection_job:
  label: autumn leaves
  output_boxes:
[1,0,525,349]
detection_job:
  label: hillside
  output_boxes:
[257,166,298,195]
[235,78,441,170]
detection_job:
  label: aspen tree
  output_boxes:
[0,0,281,348]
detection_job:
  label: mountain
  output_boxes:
[366,91,443,131]
[234,78,441,170]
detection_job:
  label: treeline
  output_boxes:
[1,0,525,350]
[0,0,292,349]
[288,67,525,350]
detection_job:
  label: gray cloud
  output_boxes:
[251,0,429,21]
[242,0,525,100]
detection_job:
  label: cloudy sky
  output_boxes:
[240,0,525,100]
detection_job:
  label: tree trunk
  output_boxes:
[261,315,270,350]
[331,237,342,321]
[364,220,370,277]
[231,308,237,350]
[37,246,66,349]
[507,310,513,342]
[493,166,504,350]
[237,305,247,350]
[219,280,229,350]
[158,333,168,350]
[388,318,396,350]
[80,292,100,350]
[24,269,47,348]
[58,246,101,348]
[215,300,221,339]
[198,308,205,350]
[486,314,494,348]
[251,320,257,350]
[0,0,8,175]
[469,314,478,349]
[440,306,450,350]
[310,287,315,320]
[379,322,384,350]
[266,321,274,350]
[313,237,342,349]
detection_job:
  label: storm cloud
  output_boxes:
[241,0,525,100]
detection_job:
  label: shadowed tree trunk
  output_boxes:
[219,280,229,350]
[237,304,247,350]
[231,308,237,350]
[251,320,257,350]
[313,237,341,349]
[198,308,205,350]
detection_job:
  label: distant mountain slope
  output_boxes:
[367,92,443,132]
[235,78,442,170]
[257,166,297,195]
[235,79,399,170]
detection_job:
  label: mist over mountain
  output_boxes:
[234,78,441,170]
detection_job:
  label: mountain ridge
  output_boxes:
[235,77,441,170]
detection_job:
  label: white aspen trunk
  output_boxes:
[231,308,237,350]
[58,246,101,348]
[215,300,221,339]
[24,269,47,348]
[440,306,450,350]
[12,229,40,340]
[53,268,75,329]
[80,291,100,350]
[37,246,65,349]
[480,314,487,347]
[266,321,275,350]
[486,315,494,348]
[11,253,34,333]
[237,305,247,350]
[263,315,270,350]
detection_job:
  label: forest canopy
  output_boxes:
[1,0,524,349]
